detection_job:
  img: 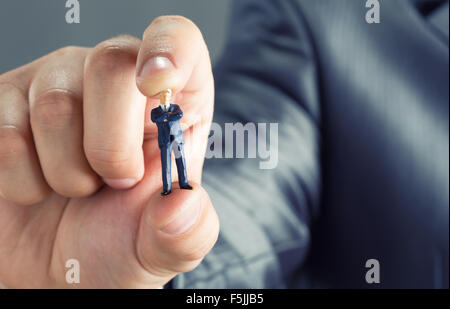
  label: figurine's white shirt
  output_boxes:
[160,104,170,112]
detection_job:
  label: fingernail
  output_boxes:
[139,56,175,78]
[160,202,202,235]
[103,178,137,189]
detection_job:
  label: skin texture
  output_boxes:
[0,16,219,288]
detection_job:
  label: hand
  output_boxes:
[0,16,218,288]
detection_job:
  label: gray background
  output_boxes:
[0,0,231,74]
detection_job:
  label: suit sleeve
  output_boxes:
[171,0,321,288]
[151,109,167,123]
[168,105,183,121]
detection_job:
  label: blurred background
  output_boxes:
[0,0,230,74]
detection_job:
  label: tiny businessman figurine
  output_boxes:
[151,89,193,196]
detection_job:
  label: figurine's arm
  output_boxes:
[151,111,169,123]
[168,106,183,121]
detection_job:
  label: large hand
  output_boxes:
[0,16,218,288]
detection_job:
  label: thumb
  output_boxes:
[136,182,219,288]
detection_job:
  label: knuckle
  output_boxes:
[0,71,26,91]
[0,82,28,128]
[49,176,100,198]
[85,147,133,173]
[0,81,25,99]
[31,90,80,129]
[52,46,84,58]
[87,39,137,73]
[5,189,49,206]
[0,127,28,161]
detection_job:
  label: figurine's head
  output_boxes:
[160,88,172,106]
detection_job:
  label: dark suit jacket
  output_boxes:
[171,0,448,288]
[151,104,184,148]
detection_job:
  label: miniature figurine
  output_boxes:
[151,89,193,195]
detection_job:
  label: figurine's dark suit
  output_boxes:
[151,104,189,193]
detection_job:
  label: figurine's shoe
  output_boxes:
[161,190,172,196]
[180,184,193,190]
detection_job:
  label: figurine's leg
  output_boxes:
[173,142,192,189]
[160,145,172,194]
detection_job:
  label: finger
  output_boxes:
[136,16,215,183]
[136,182,219,288]
[0,82,50,205]
[29,47,102,198]
[83,35,147,189]
[136,15,213,97]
